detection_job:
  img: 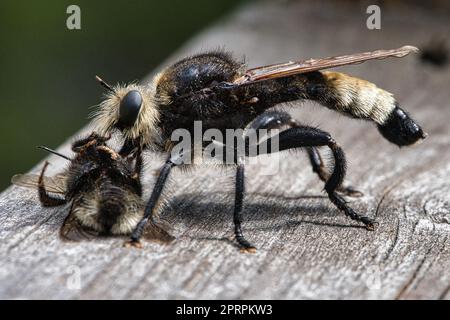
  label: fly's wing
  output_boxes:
[11,173,67,194]
[232,46,418,85]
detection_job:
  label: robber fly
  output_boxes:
[92,46,426,252]
[12,132,173,243]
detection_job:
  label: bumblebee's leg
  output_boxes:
[126,159,175,248]
[71,132,111,152]
[38,161,67,207]
[257,126,376,230]
[233,163,256,253]
[246,111,363,197]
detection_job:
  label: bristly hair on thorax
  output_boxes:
[90,81,162,151]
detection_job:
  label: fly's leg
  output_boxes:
[254,125,377,230]
[247,111,363,197]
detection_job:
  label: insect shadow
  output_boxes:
[160,191,367,249]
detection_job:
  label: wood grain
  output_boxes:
[1,0,449,299]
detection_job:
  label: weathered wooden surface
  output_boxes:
[1,1,449,299]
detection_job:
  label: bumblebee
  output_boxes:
[12,132,172,243]
[92,46,426,252]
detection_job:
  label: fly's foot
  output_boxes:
[361,217,379,231]
[236,236,257,253]
[124,239,143,249]
[240,246,257,254]
[339,200,377,231]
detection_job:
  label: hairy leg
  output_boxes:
[246,111,363,196]
[130,149,144,196]
[38,161,67,207]
[126,159,175,247]
[306,147,363,197]
[233,163,256,253]
[255,125,376,230]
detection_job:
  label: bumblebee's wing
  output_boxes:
[60,209,100,242]
[232,46,418,85]
[11,173,67,194]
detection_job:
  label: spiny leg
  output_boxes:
[246,111,363,197]
[324,140,376,230]
[125,159,175,248]
[233,163,256,253]
[119,138,139,157]
[133,149,143,178]
[256,125,376,230]
[130,149,144,196]
[71,131,111,152]
[38,161,67,207]
[306,147,363,197]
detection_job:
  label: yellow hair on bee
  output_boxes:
[152,70,173,106]
[72,189,144,235]
[72,192,102,232]
[321,71,396,125]
[110,196,143,235]
[91,82,161,150]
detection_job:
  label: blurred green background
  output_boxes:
[0,0,245,191]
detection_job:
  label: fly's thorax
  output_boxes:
[92,82,162,150]
[153,51,245,105]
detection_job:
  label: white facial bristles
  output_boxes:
[90,82,161,148]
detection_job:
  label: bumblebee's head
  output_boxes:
[91,76,160,152]
[377,105,427,146]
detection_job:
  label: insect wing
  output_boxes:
[233,46,419,84]
[11,173,67,194]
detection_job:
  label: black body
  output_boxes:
[150,53,425,151]
[107,51,425,251]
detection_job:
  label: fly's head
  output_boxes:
[91,76,161,155]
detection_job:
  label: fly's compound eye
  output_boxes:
[119,90,142,128]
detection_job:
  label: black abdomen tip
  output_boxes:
[377,106,427,146]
